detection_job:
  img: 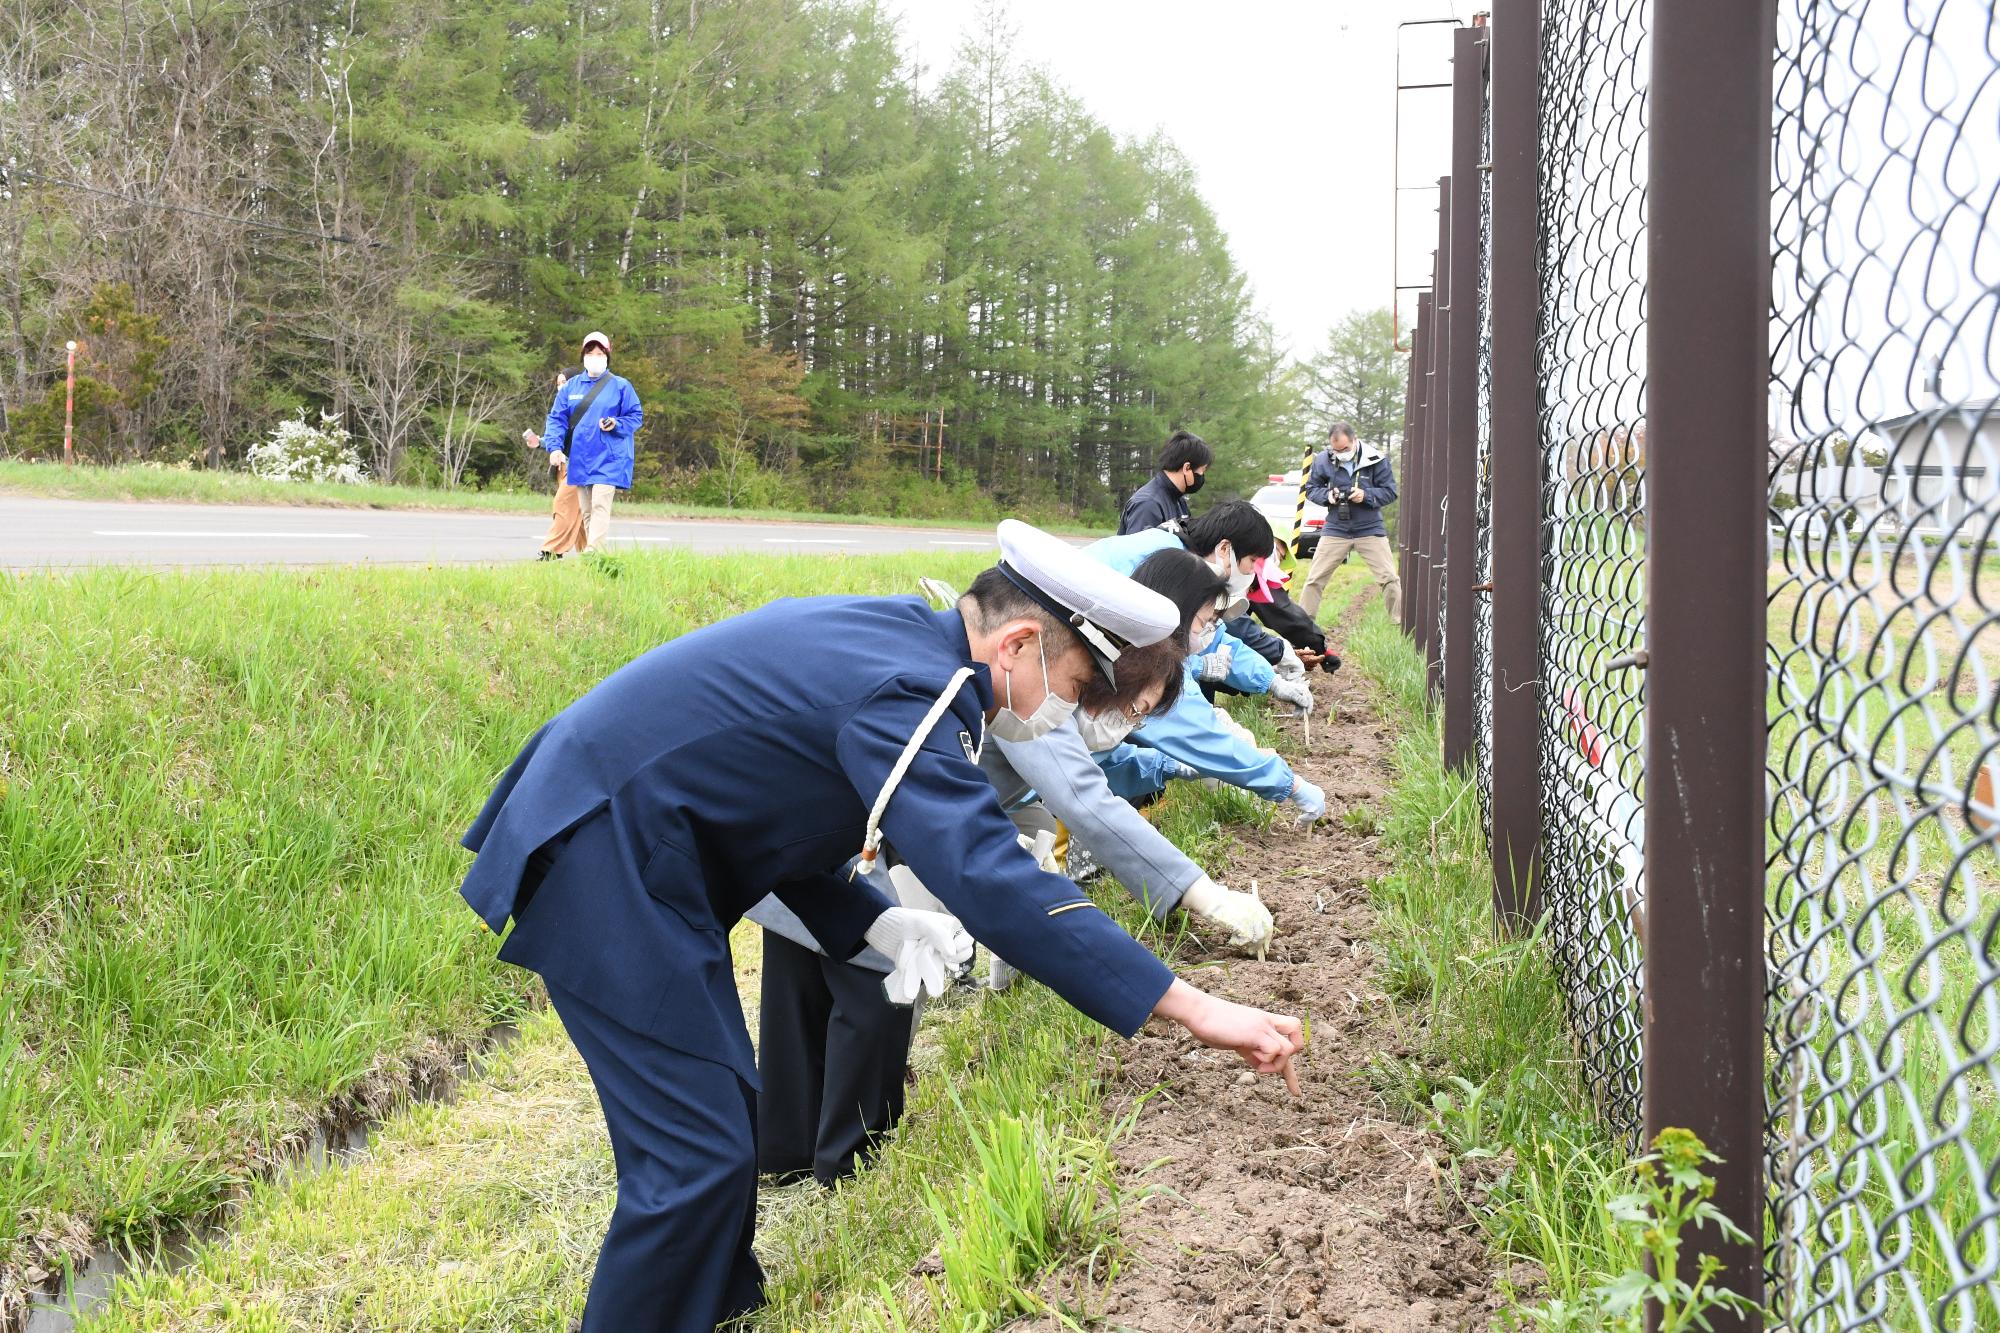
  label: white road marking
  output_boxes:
[760,537,857,545]
[926,539,992,547]
[92,530,368,540]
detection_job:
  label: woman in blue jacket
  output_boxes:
[541,331,644,552]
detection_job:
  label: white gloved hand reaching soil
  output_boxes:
[1268,676,1312,711]
[864,906,973,1005]
[1179,874,1273,950]
[1275,643,1306,683]
[1291,777,1327,825]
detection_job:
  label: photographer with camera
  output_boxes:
[1296,421,1400,623]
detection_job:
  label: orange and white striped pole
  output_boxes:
[63,340,77,465]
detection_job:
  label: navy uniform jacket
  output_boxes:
[459,596,1176,1085]
[1117,473,1191,535]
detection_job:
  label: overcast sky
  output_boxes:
[887,0,1472,362]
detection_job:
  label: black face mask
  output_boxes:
[1182,468,1206,495]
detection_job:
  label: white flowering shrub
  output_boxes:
[247,413,368,484]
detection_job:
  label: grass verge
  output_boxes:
[0,460,1097,534]
[67,770,1270,1331]
[0,549,994,1290]
[1341,603,1642,1318]
[14,541,1282,1328]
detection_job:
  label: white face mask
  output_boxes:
[1191,616,1221,653]
[988,633,1077,743]
[583,353,608,376]
[1075,706,1141,752]
[1211,543,1254,602]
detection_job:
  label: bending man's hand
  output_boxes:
[864,905,973,1005]
[1152,979,1303,1076]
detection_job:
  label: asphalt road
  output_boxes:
[0,498,1006,570]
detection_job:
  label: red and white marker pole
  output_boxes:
[63,339,77,465]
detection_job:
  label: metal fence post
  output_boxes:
[1398,331,1418,635]
[1442,28,1486,770]
[1425,180,1452,701]
[1405,293,1433,647]
[1488,0,1543,927]
[1643,0,1774,1326]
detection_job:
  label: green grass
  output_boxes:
[0,459,1099,534]
[0,549,995,1286]
[63,762,1272,1332]
[1343,603,1647,1318]
[6,540,1285,1329]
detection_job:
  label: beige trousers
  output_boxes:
[539,456,587,555]
[583,484,616,551]
[1298,533,1401,623]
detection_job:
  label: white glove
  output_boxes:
[988,951,1021,991]
[1179,874,1273,950]
[1275,644,1306,683]
[1196,644,1235,683]
[548,449,567,468]
[886,862,946,914]
[1170,760,1203,782]
[1290,777,1327,825]
[864,906,973,1005]
[1269,676,1313,711]
[1017,830,1061,874]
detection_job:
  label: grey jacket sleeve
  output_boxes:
[994,720,1204,919]
[745,864,897,974]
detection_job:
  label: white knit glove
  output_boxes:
[548,449,567,468]
[1275,644,1306,682]
[1269,676,1313,711]
[1196,643,1235,683]
[1179,875,1273,950]
[1290,777,1327,825]
[864,907,973,1005]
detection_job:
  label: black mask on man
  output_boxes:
[1182,468,1206,495]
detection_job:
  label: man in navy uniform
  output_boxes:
[457,520,1304,1332]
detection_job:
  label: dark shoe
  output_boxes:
[537,550,562,561]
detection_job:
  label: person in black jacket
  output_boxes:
[1117,430,1212,534]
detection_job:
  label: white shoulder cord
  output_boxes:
[853,666,978,879]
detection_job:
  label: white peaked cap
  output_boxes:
[994,519,1179,687]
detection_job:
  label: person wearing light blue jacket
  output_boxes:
[1084,504,1326,821]
[541,330,644,552]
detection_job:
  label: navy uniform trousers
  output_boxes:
[546,979,764,1329]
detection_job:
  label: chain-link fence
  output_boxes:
[1765,0,2000,1326]
[1408,0,2000,1320]
[1530,0,1651,1143]
[1405,5,2000,1323]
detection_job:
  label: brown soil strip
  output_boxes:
[1028,594,1504,1331]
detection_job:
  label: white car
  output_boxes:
[1250,472,1329,557]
